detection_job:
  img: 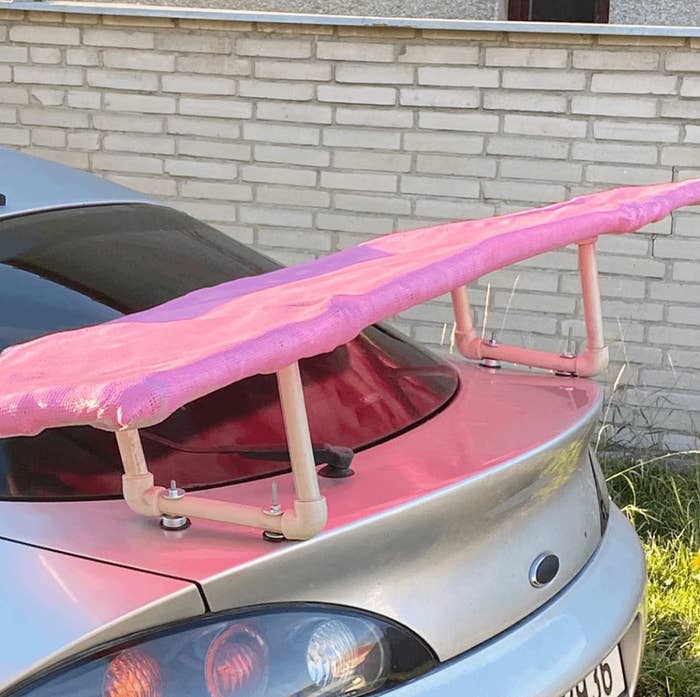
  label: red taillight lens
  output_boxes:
[102,649,163,697]
[205,624,269,697]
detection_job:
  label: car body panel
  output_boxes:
[0,148,155,221]
[0,539,205,692]
[378,506,645,697]
[0,362,602,661]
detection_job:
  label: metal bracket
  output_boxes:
[116,361,327,540]
[451,239,608,378]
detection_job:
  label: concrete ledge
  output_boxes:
[5,0,700,37]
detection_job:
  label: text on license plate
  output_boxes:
[561,645,626,697]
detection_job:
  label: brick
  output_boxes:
[104,133,175,155]
[165,159,237,179]
[654,238,700,259]
[593,120,679,143]
[258,101,333,124]
[236,38,311,58]
[500,158,582,183]
[486,135,568,159]
[176,54,250,75]
[585,164,667,186]
[255,143,329,167]
[218,225,255,245]
[241,165,316,186]
[418,66,499,88]
[571,142,657,165]
[493,290,576,314]
[239,206,313,228]
[573,49,659,71]
[10,25,79,45]
[414,199,494,220]
[92,152,163,174]
[30,88,64,107]
[591,72,677,95]
[405,132,484,155]
[597,254,665,278]
[255,60,331,81]
[483,180,566,204]
[483,91,566,113]
[177,138,250,161]
[67,131,101,150]
[163,74,235,95]
[103,49,175,72]
[485,47,568,68]
[416,154,496,178]
[400,175,480,199]
[87,69,158,92]
[597,233,650,257]
[0,87,29,105]
[681,77,700,97]
[60,90,96,110]
[180,180,252,201]
[660,99,700,120]
[243,122,319,145]
[32,127,66,148]
[255,22,331,35]
[333,150,411,172]
[400,88,478,109]
[0,46,28,63]
[257,186,329,208]
[502,69,586,92]
[398,45,478,64]
[257,227,330,250]
[83,28,154,49]
[333,192,408,215]
[30,47,61,64]
[418,111,499,133]
[26,148,89,169]
[94,113,163,133]
[674,262,700,282]
[103,15,173,28]
[0,106,16,124]
[318,85,396,106]
[105,92,176,114]
[323,128,400,150]
[335,107,413,128]
[337,26,416,39]
[317,212,394,234]
[336,63,413,85]
[66,48,99,66]
[673,214,700,237]
[317,41,394,62]
[176,19,252,31]
[666,52,700,72]
[650,282,700,304]
[321,171,397,193]
[504,114,586,139]
[648,325,700,347]
[179,97,251,119]
[264,249,318,266]
[20,107,88,128]
[572,95,657,118]
[661,146,700,167]
[0,126,29,146]
[14,66,82,86]
[155,32,229,53]
[167,116,238,139]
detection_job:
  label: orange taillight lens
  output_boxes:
[103,649,163,697]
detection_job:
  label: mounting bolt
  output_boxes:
[160,480,190,530]
[262,482,285,542]
[480,334,501,369]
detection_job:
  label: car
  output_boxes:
[2,147,698,697]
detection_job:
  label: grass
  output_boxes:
[601,456,700,697]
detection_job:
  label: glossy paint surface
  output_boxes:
[0,362,602,662]
[0,148,152,221]
[0,539,204,691]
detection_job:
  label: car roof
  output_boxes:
[0,147,155,220]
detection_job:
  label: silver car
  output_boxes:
[0,148,645,697]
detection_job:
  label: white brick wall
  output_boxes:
[2,8,700,450]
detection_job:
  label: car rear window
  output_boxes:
[0,204,458,499]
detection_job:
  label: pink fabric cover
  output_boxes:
[1,180,699,437]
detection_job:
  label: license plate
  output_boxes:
[561,646,626,697]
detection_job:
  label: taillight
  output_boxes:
[12,605,437,697]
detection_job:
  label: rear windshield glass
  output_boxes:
[0,204,458,499]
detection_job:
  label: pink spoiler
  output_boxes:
[0,180,698,539]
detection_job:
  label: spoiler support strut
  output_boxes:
[451,239,608,378]
[116,361,327,540]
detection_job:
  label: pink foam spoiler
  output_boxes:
[1,180,699,438]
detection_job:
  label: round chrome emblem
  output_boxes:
[529,552,560,588]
